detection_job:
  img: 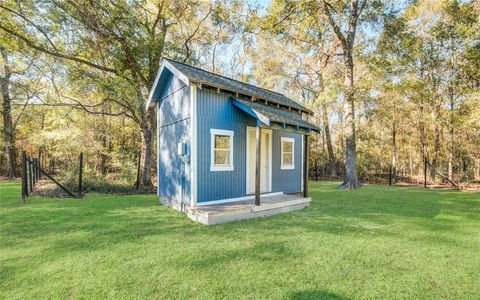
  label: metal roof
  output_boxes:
[231,98,320,134]
[164,59,313,114]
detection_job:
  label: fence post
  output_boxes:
[36,158,40,183]
[21,151,26,203]
[315,159,318,181]
[32,158,36,184]
[25,156,29,196]
[38,157,41,178]
[424,158,427,189]
[38,150,42,180]
[135,154,141,190]
[78,153,83,198]
[29,157,33,192]
[32,158,36,186]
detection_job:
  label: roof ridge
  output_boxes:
[164,58,287,98]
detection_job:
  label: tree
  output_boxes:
[372,0,480,185]
[1,0,478,189]
[250,0,342,177]
[0,0,212,187]
[0,40,42,178]
[321,0,367,189]
[0,46,17,178]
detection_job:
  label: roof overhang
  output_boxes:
[146,59,314,115]
[145,60,190,110]
[231,97,320,135]
[231,98,271,126]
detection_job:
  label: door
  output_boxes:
[247,127,272,194]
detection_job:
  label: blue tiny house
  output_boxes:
[146,59,319,220]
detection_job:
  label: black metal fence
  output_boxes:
[308,158,459,190]
[20,151,84,203]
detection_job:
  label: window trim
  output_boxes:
[210,129,234,171]
[280,137,295,170]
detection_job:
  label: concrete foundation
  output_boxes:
[185,193,310,225]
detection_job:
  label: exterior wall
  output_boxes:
[196,89,255,203]
[157,75,191,210]
[196,88,302,203]
[271,131,302,194]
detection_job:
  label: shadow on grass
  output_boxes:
[2,181,479,260]
[185,240,298,269]
[1,180,480,297]
[1,194,194,251]
[203,182,480,252]
[290,290,351,300]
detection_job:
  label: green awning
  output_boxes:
[231,97,320,134]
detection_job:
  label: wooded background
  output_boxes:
[1,0,479,191]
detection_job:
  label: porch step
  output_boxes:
[187,197,311,225]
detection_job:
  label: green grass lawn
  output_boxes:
[1,181,479,299]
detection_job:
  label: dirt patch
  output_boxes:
[0,176,19,182]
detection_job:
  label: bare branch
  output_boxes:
[183,4,213,62]
[0,4,58,51]
[346,0,366,48]
[151,0,166,34]
[25,95,136,120]
[0,23,120,75]
[62,95,133,117]
[322,1,348,51]
[12,77,43,128]
[261,4,299,31]
[53,1,149,87]
[358,0,367,21]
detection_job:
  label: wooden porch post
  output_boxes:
[303,135,309,198]
[255,120,262,206]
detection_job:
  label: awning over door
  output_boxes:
[231,97,320,134]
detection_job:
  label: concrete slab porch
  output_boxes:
[187,193,311,225]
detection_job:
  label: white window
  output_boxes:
[210,129,234,171]
[281,137,295,170]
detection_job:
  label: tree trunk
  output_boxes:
[317,65,337,177]
[100,134,108,174]
[448,96,454,181]
[391,102,397,183]
[431,103,441,183]
[408,142,413,183]
[419,101,429,183]
[339,53,361,189]
[337,108,345,161]
[0,47,18,178]
[447,147,453,181]
[138,110,156,187]
[322,102,337,177]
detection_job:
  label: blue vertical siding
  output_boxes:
[271,131,302,194]
[196,88,302,203]
[196,89,255,202]
[157,75,191,205]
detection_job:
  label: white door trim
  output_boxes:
[246,126,272,195]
